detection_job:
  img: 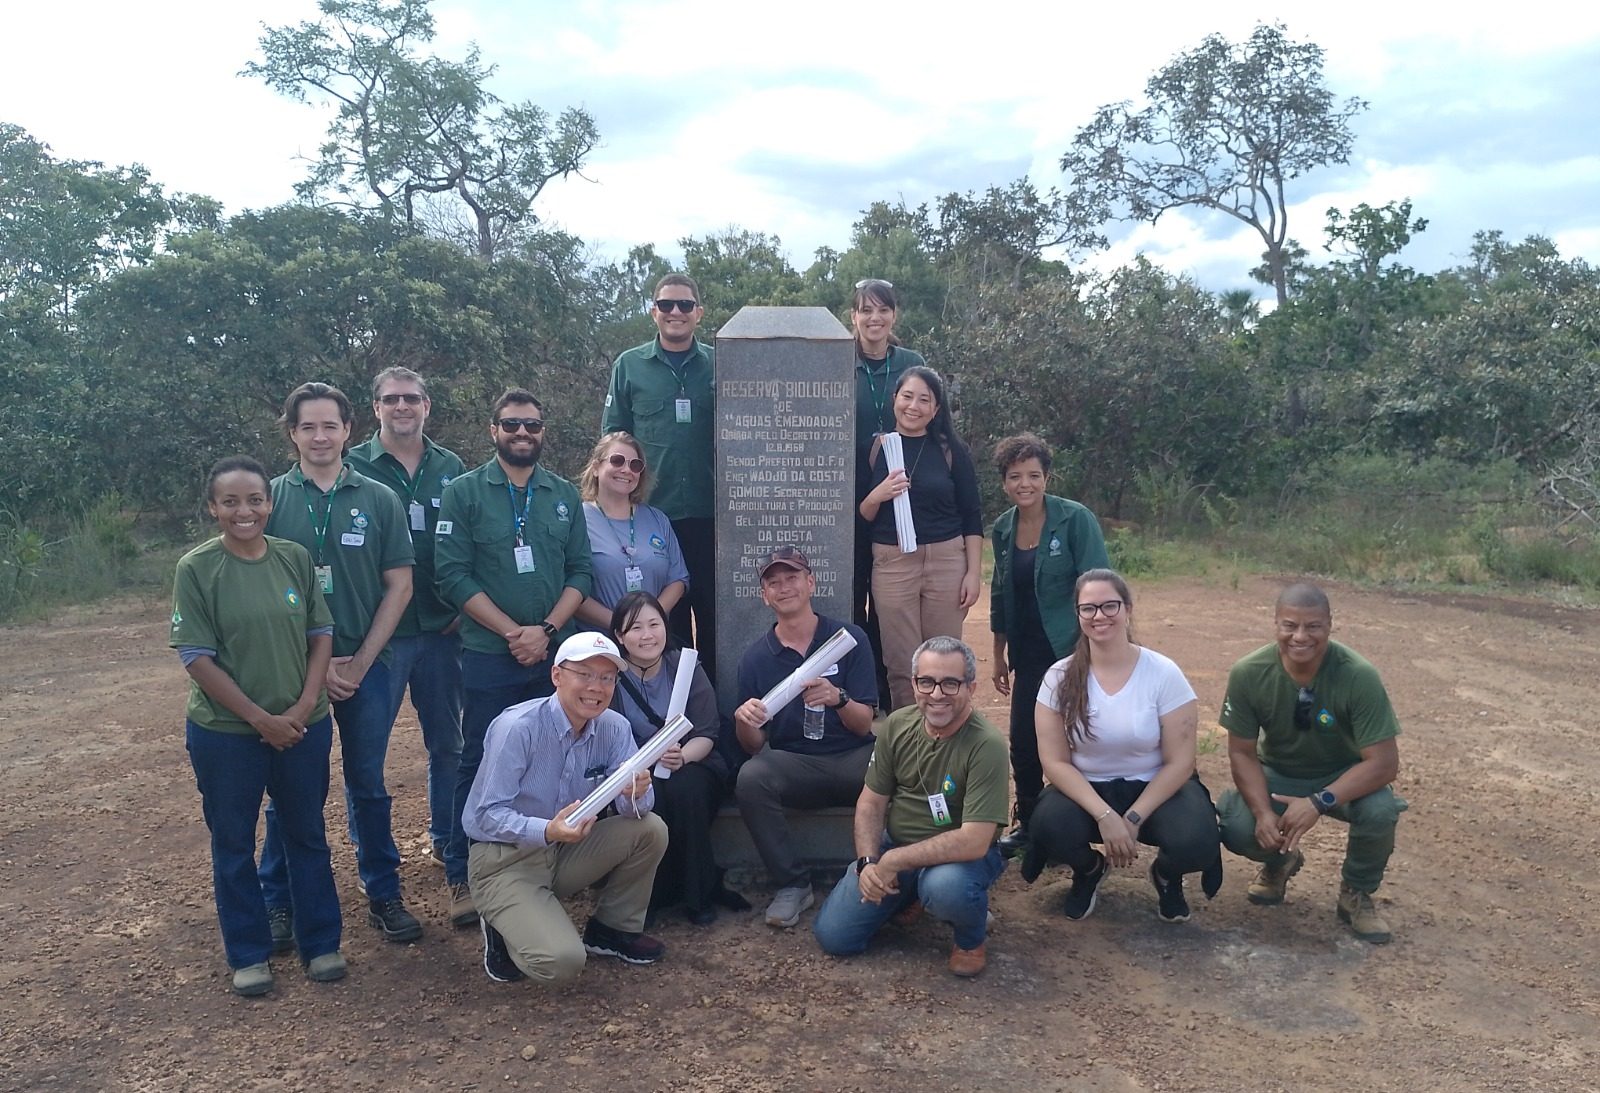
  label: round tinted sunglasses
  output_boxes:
[606,453,645,473]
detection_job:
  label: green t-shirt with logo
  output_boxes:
[1220,640,1401,779]
[866,706,1010,847]
[170,536,334,734]
[265,464,415,659]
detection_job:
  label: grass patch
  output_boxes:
[0,497,188,622]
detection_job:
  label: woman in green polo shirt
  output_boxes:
[169,455,345,996]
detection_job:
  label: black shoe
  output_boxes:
[712,885,751,912]
[367,897,424,942]
[267,906,295,954]
[582,918,666,965]
[480,919,524,983]
[686,905,717,927]
[1149,862,1191,923]
[997,824,1030,857]
[1063,852,1106,921]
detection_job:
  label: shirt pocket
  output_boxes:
[633,397,671,422]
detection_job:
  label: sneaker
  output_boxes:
[368,897,423,942]
[231,962,273,997]
[480,919,525,982]
[305,951,347,982]
[1247,850,1305,905]
[1149,862,1191,923]
[1062,851,1106,921]
[1337,883,1393,944]
[267,906,294,954]
[448,882,479,928]
[764,884,815,929]
[948,942,987,978]
[890,899,924,927]
[997,824,1029,857]
[582,919,666,965]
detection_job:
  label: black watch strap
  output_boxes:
[539,620,558,638]
[832,688,851,709]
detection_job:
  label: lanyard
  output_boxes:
[619,505,637,558]
[300,465,348,563]
[660,345,695,398]
[506,477,534,546]
[395,447,431,503]
[862,346,893,433]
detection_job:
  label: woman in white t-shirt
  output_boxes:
[1022,568,1222,923]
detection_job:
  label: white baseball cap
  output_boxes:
[552,631,627,672]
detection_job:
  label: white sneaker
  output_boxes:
[764,885,814,928]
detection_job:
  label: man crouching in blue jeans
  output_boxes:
[813,636,1009,977]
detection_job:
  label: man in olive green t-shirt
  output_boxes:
[1217,583,1405,943]
[812,637,1009,978]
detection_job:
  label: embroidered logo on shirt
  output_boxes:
[436,521,453,535]
[1048,536,1062,556]
[352,512,369,529]
[285,587,301,608]
[440,476,453,487]
[555,501,570,522]
[941,773,957,795]
[170,608,182,629]
[649,533,667,552]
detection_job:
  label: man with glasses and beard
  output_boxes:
[434,388,593,930]
[1217,583,1405,943]
[601,274,718,677]
[812,636,1009,977]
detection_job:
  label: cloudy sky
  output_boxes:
[5,1,1598,295]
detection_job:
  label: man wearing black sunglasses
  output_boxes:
[602,273,718,678]
[1216,583,1404,943]
[434,387,593,931]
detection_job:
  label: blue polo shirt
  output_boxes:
[736,614,878,756]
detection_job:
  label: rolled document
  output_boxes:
[756,628,858,723]
[567,714,696,826]
[654,649,699,779]
[881,432,918,553]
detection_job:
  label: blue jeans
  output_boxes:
[814,845,1007,954]
[186,718,341,967]
[261,659,403,905]
[383,631,463,846]
[445,650,553,885]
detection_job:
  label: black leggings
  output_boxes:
[1008,652,1055,825]
[1029,776,1221,880]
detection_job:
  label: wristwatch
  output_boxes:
[1124,809,1143,826]
[855,855,878,873]
[832,688,851,709]
[538,620,558,640]
[1311,789,1337,815]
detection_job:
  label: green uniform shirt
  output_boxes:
[1220,640,1401,780]
[855,346,926,459]
[601,337,715,520]
[434,459,593,655]
[346,433,466,635]
[866,705,1010,846]
[990,494,1110,658]
[265,464,415,659]
[169,536,333,734]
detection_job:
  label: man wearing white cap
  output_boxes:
[462,632,669,985]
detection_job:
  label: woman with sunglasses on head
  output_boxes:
[1021,569,1223,924]
[858,364,983,711]
[988,433,1108,858]
[609,591,749,925]
[574,431,689,630]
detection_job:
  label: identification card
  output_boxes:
[624,565,644,592]
[927,792,952,827]
[513,544,536,574]
[409,502,426,531]
[315,565,334,595]
[675,398,692,423]
[340,532,365,547]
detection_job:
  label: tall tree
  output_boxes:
[1060,23,1366,307]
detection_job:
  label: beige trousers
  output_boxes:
[468,812,668,985]
[871,536,970,711]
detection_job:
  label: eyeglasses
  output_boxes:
[495,418,545,434]
[1294,686,1318,731]
[1076,600,1125,620]
[912,676,967,696]
[378,392,425,406]
[561,665,617,688]
[653,298,698,313]
[854,278,894,289]
[606,453,645,473]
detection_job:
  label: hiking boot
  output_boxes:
[891,899,924,927]
[1247,850,1305,905]
[448,882,479,928]
[305,951,347,982]
[997,823,1030,857]
[764,884,814,929]
[266,906,294,954]
[1062,851,1107,921]
[480,919,524,983]
[582,919,666,965]
[948,942,987,978]
[1337,883,1393,944]
[367,897,423,942]
[1149,862,1191,923]
[231,962,273,997]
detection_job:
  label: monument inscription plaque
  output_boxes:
[713,306,856,712]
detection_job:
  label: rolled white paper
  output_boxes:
[654,649,700,779]
[756,628,858,723]
[881,431,918,554]
[567,714,695,826]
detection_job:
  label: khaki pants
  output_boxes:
[871,537,970,710]
[468,813,668,985]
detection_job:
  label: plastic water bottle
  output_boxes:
[802,703,826,740]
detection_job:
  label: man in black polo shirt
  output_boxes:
[733,546,878,929]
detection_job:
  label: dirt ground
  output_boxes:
[2,574,1598,1092]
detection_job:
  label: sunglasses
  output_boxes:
[606,453,645,473]
[1294,686,1318,731]
[912,676,966,696]
[1076,599,1125,620]
[495,418,544,434]
[377,392,425,406]
[653,298,698,313]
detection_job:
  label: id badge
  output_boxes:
[340,532,365,547]
[927,792,952,827]
[315,564,334,595]
[675,398,692,423]
[409,502,426,531]
[624,565,644,591]
[513,544,536,574]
